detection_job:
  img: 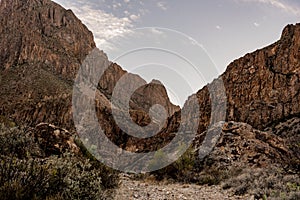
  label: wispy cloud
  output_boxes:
[157,1,168,11]
[237,0,300,15]
[216,25,222,30]
[129,14,140,21]
[254,22,260,27]
[53,1,134,50]
[71,6,133,48]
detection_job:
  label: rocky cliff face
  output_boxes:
[98,63,179,120]
[0,0,95,79]
[187,23,300,171]
[224,24,300,130]
[0,0,95,129]
[0,0,179,150]
[157,23,300,171]
[190,23,300,134]
[0,0,299,173]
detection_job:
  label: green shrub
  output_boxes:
[0,156,60,200]
[147,149,170,172]
[0,124,43,158]
[149,146,197,183]
[0,153,118,200]
[0,125,119,200]
[0,115,16,128]
[222,167,300,200]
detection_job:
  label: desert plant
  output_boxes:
[0,156,55,200]
[149,146,198,183]
[0,125,119,200]
[222,167,300,200]
[0,124,43,158]
[0,153,118,200]
[147,149,170,172]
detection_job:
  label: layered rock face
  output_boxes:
[0,0,299,171]
[190,23,300,134]
[0,0,95,128]
[0,0,179,151]
[0,0,95,79]
[224,24,300,129]
[185,24,300,170]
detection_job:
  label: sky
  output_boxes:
[54,0,300,106]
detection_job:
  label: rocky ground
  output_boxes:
[114,174,253,200]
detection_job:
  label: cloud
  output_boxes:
[150,27,164,35]
[129,14,140,21]
[53,0,134,50]
[254,22,260,27]
[113,2,122,9]
[157,1,168,11]
[216,25,222,30]
[237,0,300,15]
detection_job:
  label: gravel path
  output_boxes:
[114,174,254,200]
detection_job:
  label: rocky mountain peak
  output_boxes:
[0,0,179,142]
[0,0,95,79]
[280,23,300,40]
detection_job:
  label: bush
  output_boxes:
[0,156,51,200]
[149,146,197,183]
[0,124,43,158]
[0,115,16,128]
[0,125,119,200]
[0,154,110,200]
[222,167,300,200]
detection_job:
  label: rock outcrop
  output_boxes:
[33,123,80,156]
[0,0,95,129]
[195,120,296,172]
[0,0,95,79]
[224,24,300,130]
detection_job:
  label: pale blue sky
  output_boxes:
[54,0,300,105]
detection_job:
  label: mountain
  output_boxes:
[0,0,95,128]
[164,23,300,175]
[0,0,299,198]
[0,0,179,146]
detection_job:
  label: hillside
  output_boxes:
[0,0,299,199]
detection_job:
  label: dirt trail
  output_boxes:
[114,174,254,200]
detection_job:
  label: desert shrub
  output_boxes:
[73,136,119,189]
[0,153,117,200]
[0,124,43,158]
[196,167,232,186]
[42,153,110,200]
[0,125,119,200]
[0,115,16,128]
[147,149,170,172]
[148,145,245,185]
[0,156,51,200]
[149,146,197,183]
[222,167,300,200]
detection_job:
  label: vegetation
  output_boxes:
[0,123,119,200]
[222,167,300,200]
[145,144,300,200]
[147,146,197,183]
